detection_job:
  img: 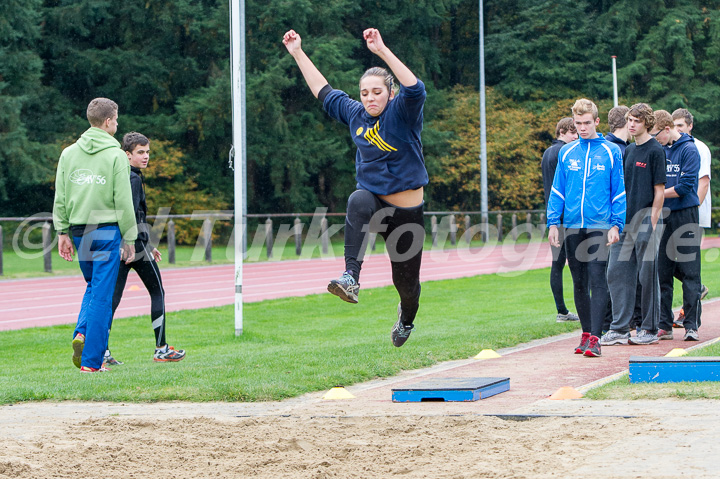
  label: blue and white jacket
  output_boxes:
[547,134,626,232]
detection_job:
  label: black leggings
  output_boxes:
[564,228,610,338]
[550,233,569,315]
[111,243,167,348]
[344,190,424,325]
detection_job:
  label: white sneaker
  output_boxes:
[556,311,580,322]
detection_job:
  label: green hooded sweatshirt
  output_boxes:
[53,127,137,242]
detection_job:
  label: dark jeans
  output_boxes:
[111,242,167,348]
[658,206,701,331]
[607,215,661,334]
[344,189,424,325]
[549,229,569,315]
[564,228,611,338]
[72,225,122,369]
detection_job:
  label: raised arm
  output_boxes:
[282,30,329,99]
[363,28,417,87]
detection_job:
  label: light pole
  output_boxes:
[229,0,246,335]
[479,0,488,223]
[612,55,618,107]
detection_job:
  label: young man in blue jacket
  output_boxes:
[650,110,702,341]
[547,98,626,358]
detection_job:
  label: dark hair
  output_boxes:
[122,132,149,153]
[555,117,576,137]
[360,67,394,93]
[608,105,629,132]
[86,98,118,127]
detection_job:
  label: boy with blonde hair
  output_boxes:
[547,98,626,357]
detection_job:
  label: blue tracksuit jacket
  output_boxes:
[547,133,626,232]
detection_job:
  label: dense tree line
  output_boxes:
[1,0,719,218]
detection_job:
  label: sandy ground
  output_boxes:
[2,396,719,478]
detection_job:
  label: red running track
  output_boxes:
[3,237,720,331]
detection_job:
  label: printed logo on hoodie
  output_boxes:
[69,169,107,185]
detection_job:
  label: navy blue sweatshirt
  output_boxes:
[322,80,428,195]
[664,133,700,211]
[605,133,629,156]
[541,139,566,206]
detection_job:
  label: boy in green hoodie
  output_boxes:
[53,97,137,373]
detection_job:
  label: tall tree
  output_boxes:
[0,0,53,215]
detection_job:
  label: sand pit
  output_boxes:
[0,412,655,479]
[2,398,720,478]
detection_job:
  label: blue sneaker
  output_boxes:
[327,271,359,303]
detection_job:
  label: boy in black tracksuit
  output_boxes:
[106,132,186,363]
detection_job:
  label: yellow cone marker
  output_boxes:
[128,285,141,291]
[549,386,583,400]
[322,387,355,400]
[665,348,688,357]
[474,349,501,360]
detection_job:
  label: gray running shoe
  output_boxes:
[683,329,699,341]
[657,329,674,340]
[104,350,124,366]
[628,330,658,345]
[391,302,414,347]
[556,311,580,322]
[700,284,709,300]
[599,330,630,346]
[327,271,360,303]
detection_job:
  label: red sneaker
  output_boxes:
[584,335,602,357]
[80,364,109,373]
[575,332,591,354]
[672,309,685,328]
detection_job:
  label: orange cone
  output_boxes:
[549,386,583,400]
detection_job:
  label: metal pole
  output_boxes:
[612,55,618,107]
[230,0,246,336]
[479,0,488,218]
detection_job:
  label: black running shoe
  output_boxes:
[583,335,602,357]
[327,271,360,303]
[391,302,414,347]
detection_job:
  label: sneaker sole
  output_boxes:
[72,337,84,369]
[658,335,674,340]
[556,318,580,323]
[153,356,186,362]
[327,283,358,304]
[599,339,629,346]
[683,336,700,342]
[583,351,601,357]
[672,322,684,329]
[628,338,659,345]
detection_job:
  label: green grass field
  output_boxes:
[585,341,720,400]
[1,250,718,404]
[0,268,578,404]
